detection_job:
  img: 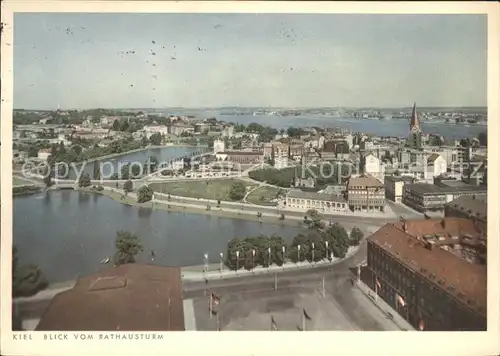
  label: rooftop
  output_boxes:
[287,189,347,203]
[369,223,486,315]
[427,153,441,164]
[218,151,264,156]
[36,264,185,331]
[385,175,415,183]
[405,183,486,195]
[446,195,487,220]
[347,175,383,188]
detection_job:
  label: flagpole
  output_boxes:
[209,293,212,318]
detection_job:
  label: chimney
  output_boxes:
[403,222,407,232]
[425,240,435,250]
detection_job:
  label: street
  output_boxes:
[182,240,403,331]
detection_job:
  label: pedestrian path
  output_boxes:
[355,280,415,331]
[180,246,360,282]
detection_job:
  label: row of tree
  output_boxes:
[224,223,364,271]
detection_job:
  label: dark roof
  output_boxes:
[427,153,441,164]
[219,151,263,156]
[446,195,487,220]
[347,175,383,188]
[368,223,486,315]
[36,264,185,331]
[385,175,415,183]
[405,183,486,195]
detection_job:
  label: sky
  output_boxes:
[13,13,487,110]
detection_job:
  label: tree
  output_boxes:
[93,161,101,181]
[304,209,324,230]
[120,163,130,180]
[12,246,49,298]
[145,156,159,174]
[27,146,39,157]
[324,223,349,258]
[349,227,364,246]
[150,133,162,146]
[228,181,246,201]
[137,185,154,203]
[70,145,82,156]
[78,173,91,188]
[123,179,133,195]
[114,230,143,266]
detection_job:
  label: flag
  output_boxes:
[211,292,220,306]
[419,319,425,331]
[303,309,312,321]
[271,315,277,331]
[396,293,405,307]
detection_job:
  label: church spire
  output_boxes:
[410,102,421,132]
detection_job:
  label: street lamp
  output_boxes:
[220,252,224,273]
[252,249,256,272]
[298,244,301,262]
[325,241,329,261]
[268,247,271,270]
[204,253,209,279]
[236,250,240,273]
[311,242,315,264]
[282,246,286,269]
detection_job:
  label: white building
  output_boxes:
[144,125,169,139]
[426,153,447,179]
[318,135,326,150]
[37,149,51,161]
[213,139,225,154]
[344,133,354,149]
[363,153,384,181]
[282,190,348,214]
[221,126,235,138]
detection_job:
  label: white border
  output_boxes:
[1,2,499,356]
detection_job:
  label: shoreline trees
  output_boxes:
[224,222,363,271]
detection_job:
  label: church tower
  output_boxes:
[407,102,422,149]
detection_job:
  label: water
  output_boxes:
[67,146,199,179]
[13,191,304,283]
[220,115,485,140]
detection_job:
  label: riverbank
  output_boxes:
[13,186,42,197]
[79,187,305,228]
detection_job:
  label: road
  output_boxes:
[183,240,405,331]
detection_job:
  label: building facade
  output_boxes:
[384,175,415,203]
[406,103,423,149]
[365,221,486,331]
[215,151,264,164]
[283,190,348,214]
[346,175,385,212]
[402,183,487,213]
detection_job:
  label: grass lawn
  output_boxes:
[246,186,286,206]
[149,179,257,201]
[13,177,34,186]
